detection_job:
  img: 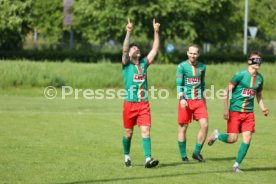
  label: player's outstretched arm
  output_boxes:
[256,93,269,116]
[201,67,206,106]
[223,83,235,120]
[122,18,133,65]
[147,19,160,64]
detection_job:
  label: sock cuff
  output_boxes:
[242,141,250,147]
[178,141,186,143]
[142,137,151,141]
[123,136,131,140]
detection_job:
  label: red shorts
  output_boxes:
[227,112,255,133]
[123,101,151,129]
[178,99,208,124]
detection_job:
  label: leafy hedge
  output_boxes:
[165,51,276,64]
[0,50,120,63]
[0,50,275,63]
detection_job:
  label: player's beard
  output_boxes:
[131,50,141,62]
[189,57,197,64]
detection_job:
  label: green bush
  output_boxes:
[165,51,276,64]
[0,50,120,63]
[0,50,275,63]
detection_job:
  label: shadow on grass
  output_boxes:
[207,157,236,161]
[56,170,229,184]
[133,160,203,168]
[242,167,276,172]
[56,165,276,184]
[159,160,202,167]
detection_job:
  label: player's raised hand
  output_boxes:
[126,18,133,32]
[262,108,269,117]
[153,19,160,32]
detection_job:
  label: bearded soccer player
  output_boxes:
[208,51,269,172]
[121,18,160,168]
[176,44,208,162]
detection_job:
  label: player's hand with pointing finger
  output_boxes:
[126,18,133,33]
[153,19,160,32]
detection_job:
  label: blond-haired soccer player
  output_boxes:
[176,44,208,162]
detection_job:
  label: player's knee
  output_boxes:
[125,130,133,138]
[179,124,188,131]
[141,130,150,137]
[179,127,185,132]
[125,133,132,139]
[201,122,208,130]
[228,136,238,143]
[243,135,252,143]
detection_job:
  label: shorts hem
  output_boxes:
[178,121,191,124]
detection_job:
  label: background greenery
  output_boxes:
[0,0,275,58]
[0,61,275,99]
[1,50,276,63]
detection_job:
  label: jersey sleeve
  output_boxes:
[176,64,184,94]
[140,57,150,69]
[230,71,243,86]
[257,78,263,94]
[201,65,206,92]
[122,62,130,70]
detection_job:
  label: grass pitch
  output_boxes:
[0,89,275,184]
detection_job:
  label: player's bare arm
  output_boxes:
[256,93,269,116]
[203,91,207,109]
[147,19,160,63]
[223,83,235,120]
[122,18,133,65]
[202,69,207,108]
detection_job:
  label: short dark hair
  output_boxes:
[248,50,261,59]
[129,43,139,50]
[188,44,200,53]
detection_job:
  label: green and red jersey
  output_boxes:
[229,69,263,112]
[176,60,206,100]
[122,57,150,102]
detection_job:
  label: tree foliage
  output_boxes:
[247,0,276,40]
[0,0,63,49]
[31,0,63,43]
[73,0,241,48]
[0,0,275,52]
[0,0,32,49]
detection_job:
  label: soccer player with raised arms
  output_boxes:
[121,18,160,168]
[208,51,269,172]
[176,44,209,162]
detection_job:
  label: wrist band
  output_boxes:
[179,96,186,100]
